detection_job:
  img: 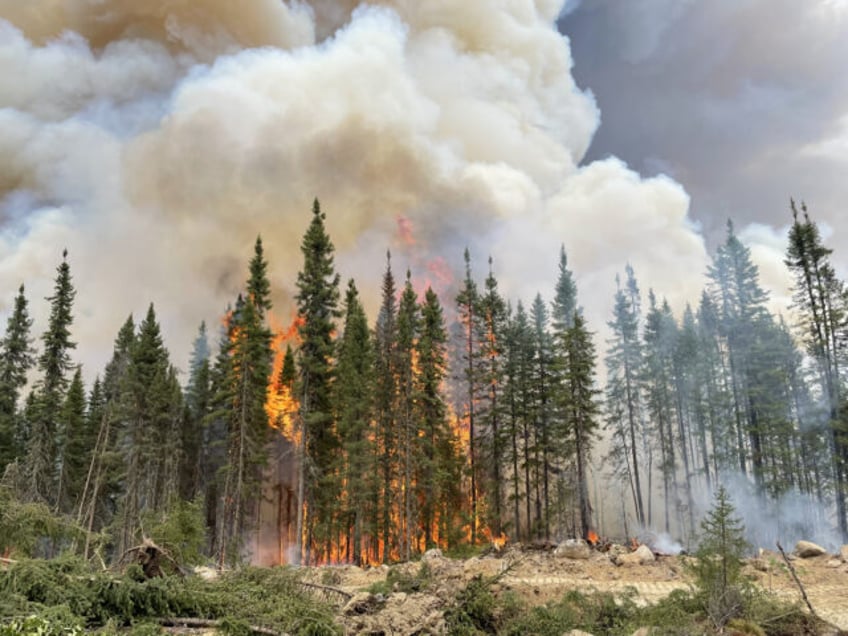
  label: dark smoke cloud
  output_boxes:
[561,0,848,254]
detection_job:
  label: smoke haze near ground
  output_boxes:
[0,0,749,382]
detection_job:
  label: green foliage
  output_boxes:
[141,498,207,566]
[0,558,339,636]
[444,575,499,635]
[0,487,80,557]
[689,485,752,629]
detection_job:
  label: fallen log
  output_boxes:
[158,617,287,636]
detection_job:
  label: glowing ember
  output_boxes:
[587,529,599,546]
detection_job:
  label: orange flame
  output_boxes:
[587,529,599,546]
[266,312,304,440]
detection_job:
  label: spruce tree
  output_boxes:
[477,257,507,535]
[295,198,341,564]
[117,304,182,553]
[372,252,400,562]
[56,367,89,514]
[218,255,273,565]
[334,280,374,564]
[455,248,482,544]
[397,271,420,559]
[604,266,646,527]
[529,293,554,538]
[0,284,36,473]
[417,287,462,549]
[785,201,848,537]
[561,313,600,540]
[27,250,76,506]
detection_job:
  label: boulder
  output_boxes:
[616,544,655,566]
[564,631,595,636]
[794,540,827,558]
[840,544,848,562]
[422,548,443,561]
[554,539,592,560]
[630,629,653,636]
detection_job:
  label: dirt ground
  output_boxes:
[298,542,848,635]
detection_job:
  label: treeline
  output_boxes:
[0,199,601,566]
[604,203,848,543]
[1,198,845,567]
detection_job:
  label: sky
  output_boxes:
[0,0,845,380]
[560,0,848,258]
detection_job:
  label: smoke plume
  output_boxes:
[0,0,712,376]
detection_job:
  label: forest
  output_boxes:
[1,197,846,571]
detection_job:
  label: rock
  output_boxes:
[750,558,770,572]
[616,544,655,566]
[193,565,218,580]
[840,544,848,562]
[795,540,827,558]
[564,630,595,636]
[631,629,653,636]
[826,559,842,568]
[554,538,592,560]
[462,556,503,578]
[423,548,443,561]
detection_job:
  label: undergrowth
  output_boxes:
[0,556,340,635]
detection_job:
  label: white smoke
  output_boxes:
[0,0,713,379]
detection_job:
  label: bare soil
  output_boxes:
[298,543,848,635]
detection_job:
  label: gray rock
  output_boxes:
[616,544,655,566]
[554,538,592,560]
[795,540,827,558]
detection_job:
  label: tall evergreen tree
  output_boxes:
[455,248,482,544]
[0,284,36,473]
[562,313,600,539]
[397,271,420,560]
[56,367,89,514]
[416,287,462,549]
[604,266,646,527]
[477,257,507,535]
[27,250,76,506]
[295,198,341,564]
[785,201,848,537]
[334,280,374,564]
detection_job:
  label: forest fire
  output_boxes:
[266,313,304,440]
[587,529,599,546]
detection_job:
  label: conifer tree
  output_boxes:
[117,304,174,553]
[785,201,848,537]
[56,367,89,514]
[562,313,600,540]
[218,242,274,565]
[27,250,76,506]
[334,280,374,564]
[477,257,507,535]
[76,317,134,558]
[551,247,582,535]
[604,266,646,526]
[417,287,462,549]
[182,322,211,501]
[455,248,482,543]
[295,198,341,563]
[529,293,554,538]
[373,252,399,562]
[397,271,420,559]
[0,284,36,473]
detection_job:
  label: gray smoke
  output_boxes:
[0,0,735,379]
